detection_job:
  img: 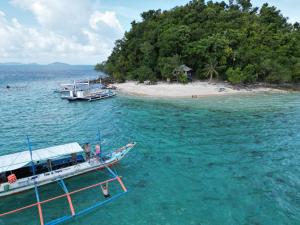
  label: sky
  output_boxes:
[0,0,299,65]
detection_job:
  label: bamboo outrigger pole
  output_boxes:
[57,179,75,216]
[27,136,44,225]
[97,129,127,192]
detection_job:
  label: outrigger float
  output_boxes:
[0,136,136,225]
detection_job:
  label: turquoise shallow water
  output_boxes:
[0,66,300,225]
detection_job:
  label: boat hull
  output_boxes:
[61,90,116,101]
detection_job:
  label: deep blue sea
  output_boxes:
[0,65,300,225]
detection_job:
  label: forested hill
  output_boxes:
[96,0,300,84]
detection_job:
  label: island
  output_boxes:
[95,0,300,97]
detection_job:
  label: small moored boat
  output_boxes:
[60,81,116,101]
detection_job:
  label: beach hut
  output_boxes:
[173,64,193,81]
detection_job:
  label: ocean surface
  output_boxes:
[0,65,300,225]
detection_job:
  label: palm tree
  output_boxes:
[203,59,219,83]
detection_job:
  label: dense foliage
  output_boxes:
[95,0,300,84]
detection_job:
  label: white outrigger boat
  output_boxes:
[0,138,136,225]
[60,81,116,101]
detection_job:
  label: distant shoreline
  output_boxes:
[114,81,291,98]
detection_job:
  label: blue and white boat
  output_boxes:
[0,139,135,225]
[0,142,135,197]
[60,81,116,101]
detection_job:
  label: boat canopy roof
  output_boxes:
[0,142,83,173]
[75,83,104,91]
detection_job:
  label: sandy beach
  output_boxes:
[114,81,283,98]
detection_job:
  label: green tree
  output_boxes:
[178,72,188,84]
[158,55,181,80]
[292,61,300,82]
[96,0,300,84]
[242,64,258,83]
[158,25,191,57]
[203,59,219,82]
[237,0,252,12]
[129,66,155,83]
[112,71,125,83]
[94,62,106,72]
[226,67,245,84]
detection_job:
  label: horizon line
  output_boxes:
[0,62,95,66]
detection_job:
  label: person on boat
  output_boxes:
[0,173,5,184]
[95,144,101,160]
[101,183,110,198]
[47,159,52,171]
[84,143,91,161]
[71,153,77,165]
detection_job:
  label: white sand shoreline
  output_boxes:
[114,81,285,98]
